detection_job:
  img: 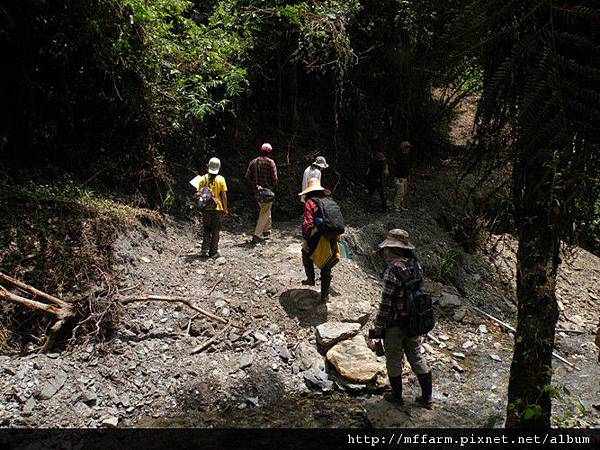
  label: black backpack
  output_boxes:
[314,198,345,237]
[392,258,435,337]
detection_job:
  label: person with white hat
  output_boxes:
[301,156,329,203]
[195,157,228,257]
[371,229,433,409]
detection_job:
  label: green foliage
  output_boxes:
[431,247,463,284]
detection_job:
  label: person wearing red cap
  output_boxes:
[245,143,278,243]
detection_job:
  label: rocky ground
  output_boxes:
[1,171,598,428]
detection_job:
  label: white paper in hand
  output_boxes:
[189,175,202,190]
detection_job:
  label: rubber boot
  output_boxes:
[416,372,433,409]
[301,251,315,286]
[320,270,331,302]
[384,375,404,406]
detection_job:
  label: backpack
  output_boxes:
[194,177,217,210]
[314,198,345,237]
[392,258,435,337]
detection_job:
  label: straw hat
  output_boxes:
[378,229,415,250]
[313,156,329,169]
[207,157,221,175]
[299,178,326,196]
[400,141,412,149]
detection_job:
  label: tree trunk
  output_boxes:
[506,154,560,427]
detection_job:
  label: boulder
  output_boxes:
[326,335,385,383]
[316,322,361,348]
[327,298,372,325]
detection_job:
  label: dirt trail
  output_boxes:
[1,168,599,428]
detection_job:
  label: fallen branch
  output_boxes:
[427,332,443,346]
[0,272,70,309]
[470,305,581,371]
[118,294,234,326]
[191,324,231,354]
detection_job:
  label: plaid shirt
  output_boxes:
[375,258,412,329]
[245,156,278,191]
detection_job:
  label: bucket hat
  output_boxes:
[378,228,415,250]
[313,156,329,169]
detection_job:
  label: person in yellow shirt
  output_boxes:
[196,157,228,257]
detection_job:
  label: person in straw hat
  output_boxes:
[195,157,228,258]
[371,229,433,409]
[298,178,339,301]
[301,156,329,203]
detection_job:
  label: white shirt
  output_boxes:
[302,165,321,190]
[301,166,322,202]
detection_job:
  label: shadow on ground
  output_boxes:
[279,289,328,327]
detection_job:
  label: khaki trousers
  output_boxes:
[254,201,272,236]
[393,177,408,209]
[384,325,429,377]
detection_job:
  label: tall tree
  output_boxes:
[451,0,600,427]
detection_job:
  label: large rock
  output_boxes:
[326,335,385,383]
[327,298,372,325]
[316,322,361,348]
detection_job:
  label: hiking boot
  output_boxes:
[200,250,209,257]
[209,251,221,258]
[415,372,433,409]
[251,235,264,244]
[321,272,332,302]
[384,375,404,406]
[262,231,271,238]
[301,279,316,286]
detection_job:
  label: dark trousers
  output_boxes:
[366,181,387,211]
[202,210,223,255]
[302,249,333,296]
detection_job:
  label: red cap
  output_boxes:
[261,143,273,153]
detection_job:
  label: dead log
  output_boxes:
[0,272,70,309]
[0,282,75,352]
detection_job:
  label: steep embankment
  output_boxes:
[1,162,598,428]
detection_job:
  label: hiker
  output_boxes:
[371,229,433,409]
[245,143,278,243]
[195,157,228,258]
[299,178,343,302]
[393,141,412,211]
[365,152,389,212]
[301,156,329,202]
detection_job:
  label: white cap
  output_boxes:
[207,157,221,175]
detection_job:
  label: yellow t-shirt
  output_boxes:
[196,174,227,211]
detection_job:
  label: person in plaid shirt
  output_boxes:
[372,229,433,409]
[245,143,278,243]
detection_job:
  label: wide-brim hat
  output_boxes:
[400,141,412,148]
[313,156,329,169]
[299,177,326,196]
[374,152,386,161]
[378,228,415,250]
